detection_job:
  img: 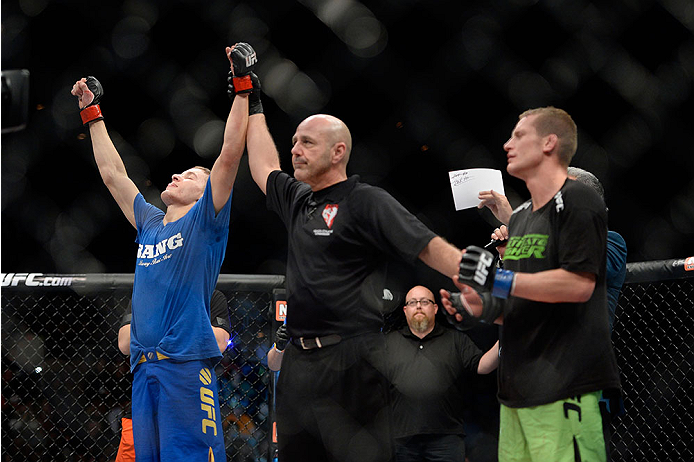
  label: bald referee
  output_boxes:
[230,42,463,462]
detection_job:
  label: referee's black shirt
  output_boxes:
[267,171,436,339]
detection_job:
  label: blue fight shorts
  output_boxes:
[132,352,226,462]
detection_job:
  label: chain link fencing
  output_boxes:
[2,259,693,461]
[1,274,284,462]
[610,259,694,461]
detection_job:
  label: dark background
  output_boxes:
[2,0,693,288]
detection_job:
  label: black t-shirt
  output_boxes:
[385,324,482,438]
[266,171,437,338]
[499,179,621,407]
[119,289,230,417]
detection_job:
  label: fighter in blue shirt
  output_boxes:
[71,44,255,461]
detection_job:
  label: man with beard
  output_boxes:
[234,40,465,462]
[386,285,499,462]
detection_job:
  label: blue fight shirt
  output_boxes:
[129,177,232,370]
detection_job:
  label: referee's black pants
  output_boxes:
[276,332,394,462]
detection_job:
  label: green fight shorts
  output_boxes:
[499,391,607,462]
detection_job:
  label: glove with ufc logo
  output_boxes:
[459,245,515,299]
[229,42,257,94]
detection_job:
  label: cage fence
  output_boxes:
[1,274,284,462]
[2,258,693,461]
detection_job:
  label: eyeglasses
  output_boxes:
[406,299,434,308]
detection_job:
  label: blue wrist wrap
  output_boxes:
[492,268,515,299]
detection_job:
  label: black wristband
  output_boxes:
[249,98,263,116]
[248,72,263,115]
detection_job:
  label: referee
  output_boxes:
[232,42,464,462]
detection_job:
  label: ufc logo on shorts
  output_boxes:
[473,252,494,286]
[245,52,257,67]
[199,368,218,436]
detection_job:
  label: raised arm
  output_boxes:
[225,42,280,196]
[205,46,257,213]
[209,88,248,212]
[72,77,139,228]
[247,114,281,195]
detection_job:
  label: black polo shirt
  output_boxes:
[386,323,483,438]
[266,171,436,338]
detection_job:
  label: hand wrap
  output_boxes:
[227,71,263,115]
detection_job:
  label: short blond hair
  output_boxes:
[192,166,211,176]
[519,107,577,166]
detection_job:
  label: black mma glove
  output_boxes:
[80,76,104,125]
[227,71,236,100]
[274,324,289,351]
[230,42,257,94]
[442,290,479,331]
[248,72,263,115]
[459,245,515,299]
[450,290,505,326]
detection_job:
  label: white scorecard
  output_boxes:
[449,168,505,211]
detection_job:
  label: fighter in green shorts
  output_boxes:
[500,392,606,461]
[442,107,621,462]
